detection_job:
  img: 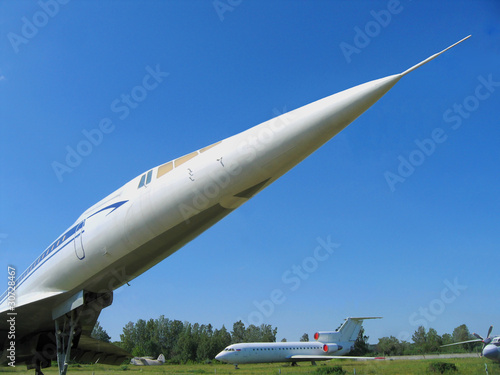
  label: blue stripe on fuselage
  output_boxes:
[0,200,129,305]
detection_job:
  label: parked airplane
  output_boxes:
[215,317,383,368]
[130,354,165,366]
[441,326,500,362]
[0,36,470,375]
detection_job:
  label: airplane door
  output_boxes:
[74,220,85,260]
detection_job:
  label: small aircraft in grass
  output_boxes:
[130,354,165,366]
[215,317,384,368]
[441,326,500,362]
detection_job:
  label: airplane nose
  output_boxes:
[483,345,499,360]
[215,352,225,362]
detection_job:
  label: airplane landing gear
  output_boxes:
[34,360,44,375]
[55,310,81,375]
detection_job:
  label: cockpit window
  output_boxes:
[138,175,146,188]
[138,170,153,189]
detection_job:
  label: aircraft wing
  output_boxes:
[441,339,482,347]
[289,355,385,361]
[0,290,67,314]
[71,335,130,365]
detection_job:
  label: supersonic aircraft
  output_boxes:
[0,36,470,375]
[442,326,500,362]
[215,317,383,368]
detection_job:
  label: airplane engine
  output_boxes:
[323,344,343,353]
[314,331,337,342]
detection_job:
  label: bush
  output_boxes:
[316,366,346,374]
[427,361,458,373]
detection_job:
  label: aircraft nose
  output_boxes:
[215,351,226,362]
[483,345,499,360]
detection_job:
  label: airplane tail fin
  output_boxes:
[314,317,382,343]
[336,317,381,343]
[157,354,165,363]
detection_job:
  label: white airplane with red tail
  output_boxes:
[215,317,383,368]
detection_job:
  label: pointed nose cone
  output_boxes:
[242,37,470,180]
[303,73,403,140]
[215,351,226,362]
[248,73,403,178]
[216,37,469,209]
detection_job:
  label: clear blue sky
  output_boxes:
[1,1,499,345]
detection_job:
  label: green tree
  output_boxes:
[168,319,185,358]
[412,326,428,353]
[244,324,261,342]
[259,324,278,342]
[452,324,476,352]
[196,324,214,361]
[441,333,453,346]
[300,333,309,342]
[377,336,403,356]
[213,325,231,358]
[120,321,137,353]
[231,320,245,343]
[426,328,442,353]
[91,321,111,343]
[349,327,370,356]
[173,322,197,363]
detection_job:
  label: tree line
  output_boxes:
[92,317,481,363]
[92,316,277,363]
[374,324,480,356]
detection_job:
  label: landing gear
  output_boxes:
[54,310,81,375]
[234,364,240,369]
[311,361,317,366]
[291,361,298,366]
[34,359,44,375]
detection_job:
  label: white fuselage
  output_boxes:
[0,37,470,373]
[0,37,470,343]
[0,73,403,336]
[483,338,500,362]
[215,341,351,364]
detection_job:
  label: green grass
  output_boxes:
[0,358,498,375]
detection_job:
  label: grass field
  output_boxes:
[1,358,499,375]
